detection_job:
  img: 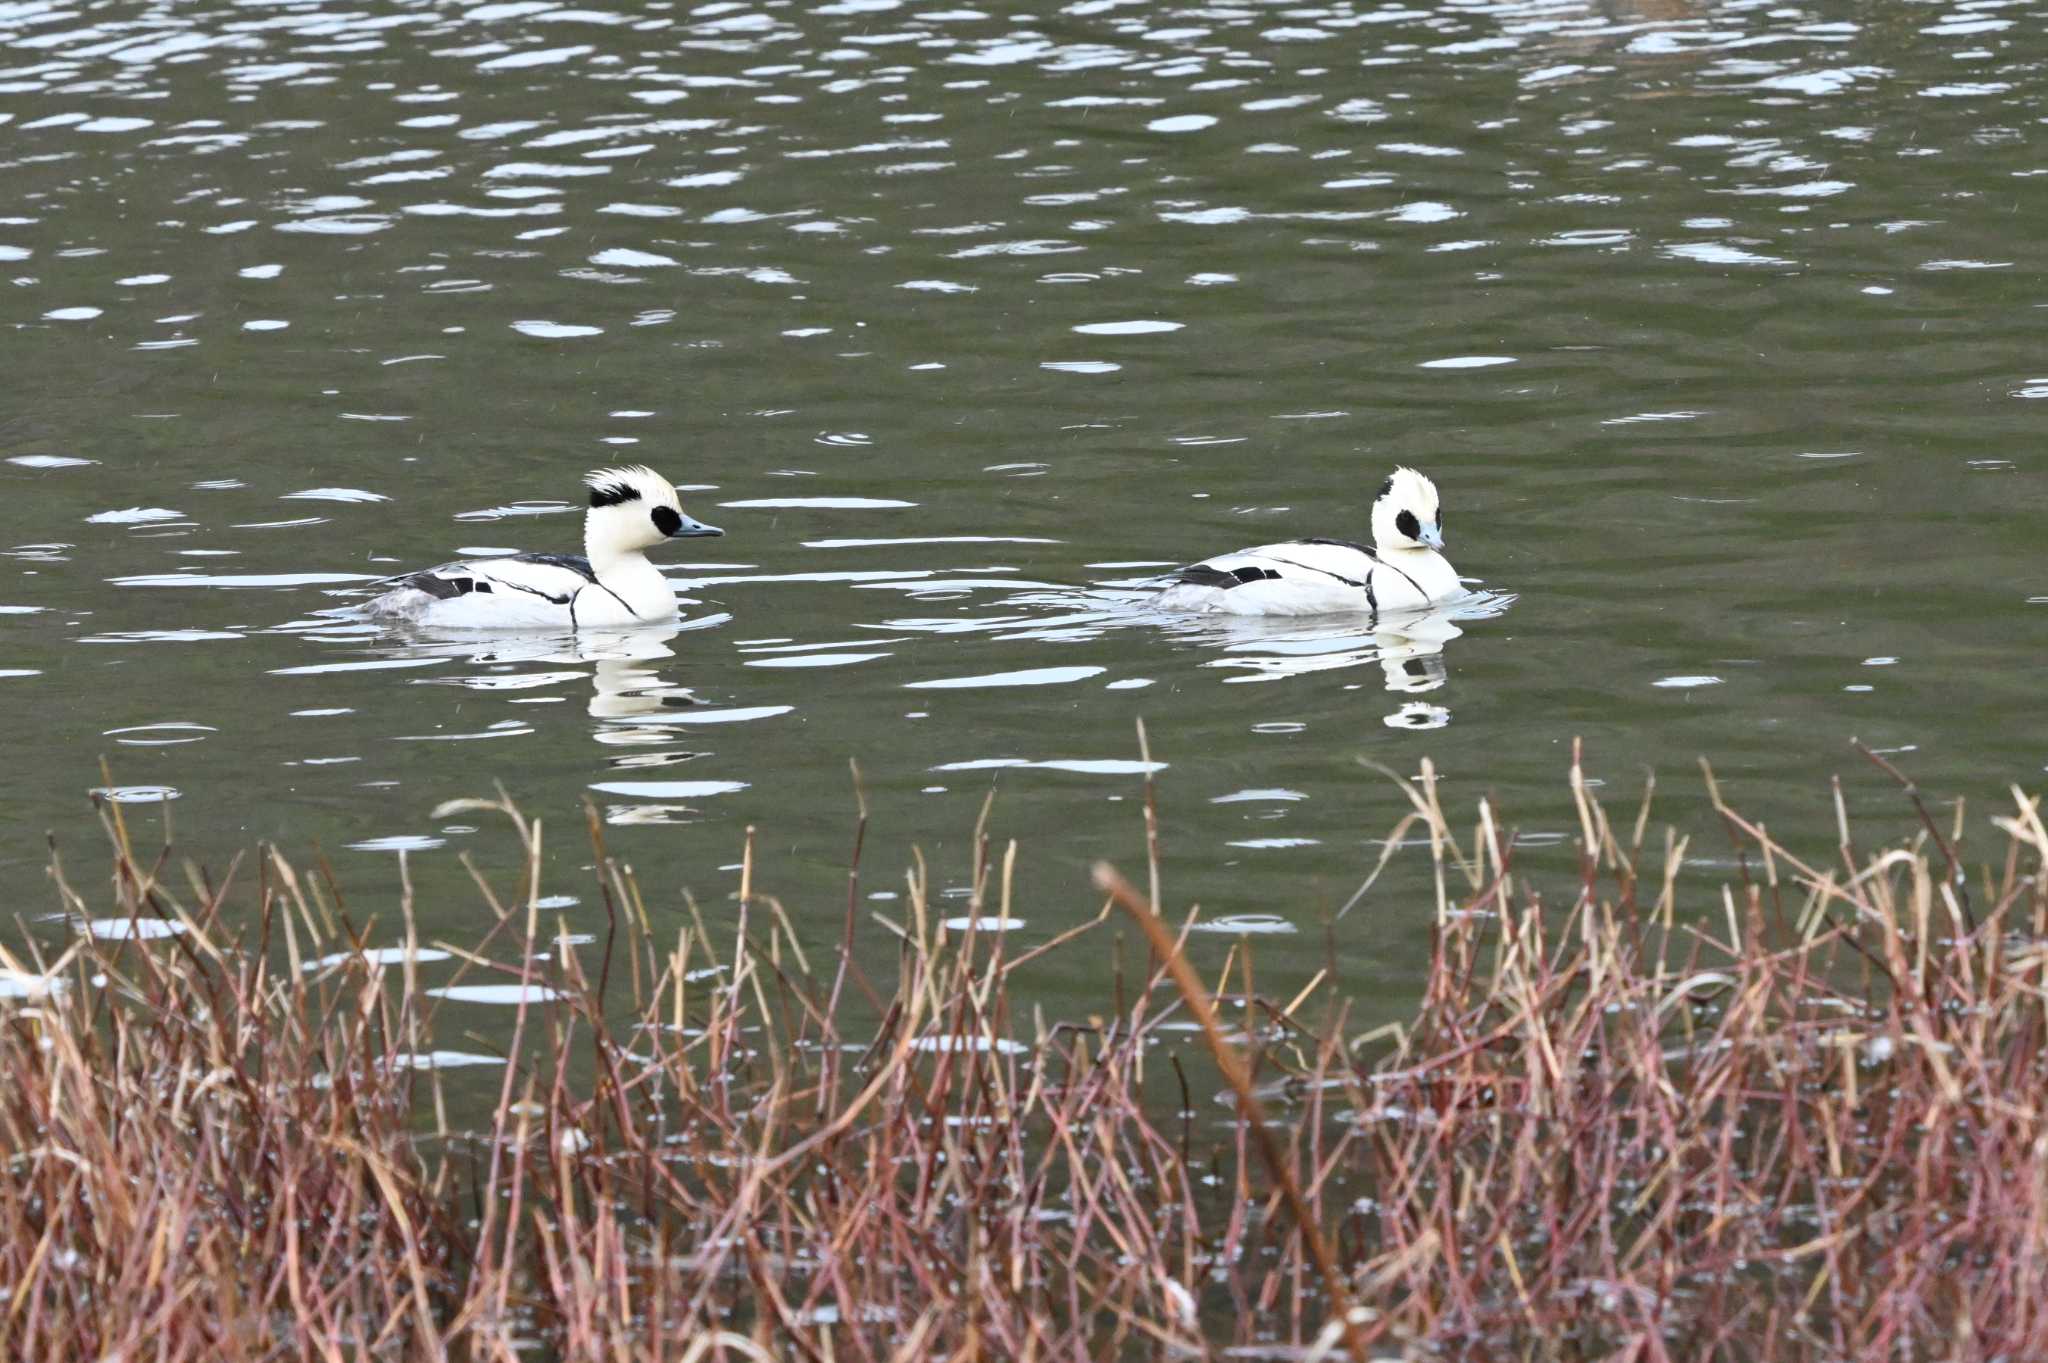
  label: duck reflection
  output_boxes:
[1155,600,1490,727]
[576,626,696,721]
[314,619,739,825]
[1159,604,1469,690]
[881,583,1509,731]
[293,615,720,732]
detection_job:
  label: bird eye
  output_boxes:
[650,506,682,536]
[1395,510,1421,541]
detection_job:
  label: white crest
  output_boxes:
[584,465,678,509]
[1371,466,1445,551]
[582,465,692,563]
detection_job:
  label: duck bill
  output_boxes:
[1419,525,1445,551]
[672,515,723,538]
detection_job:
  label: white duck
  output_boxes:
[1152,466,1460,618]
[361,466,722,629]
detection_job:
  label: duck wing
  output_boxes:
[388,553,595,604]
[1174,539,1379,587]
[1160,539,1382,615]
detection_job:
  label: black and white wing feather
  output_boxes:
[1152,538,1455,618]
[366,553,608,626]
[1154,539,1384,616]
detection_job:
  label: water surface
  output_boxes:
[3,0,2044,1026]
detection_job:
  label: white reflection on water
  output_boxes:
[873,581,1513,704]
[302,620,723,722]
[283,619,778,827]
[906,664,1106,690]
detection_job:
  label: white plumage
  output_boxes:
[359,466,722,630]
[1153,466,1460,618]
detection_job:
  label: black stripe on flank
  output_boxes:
[496,580,572,606]
[1259,555,1368,590]
[592,581,640,618]
[1379,559,1426,598]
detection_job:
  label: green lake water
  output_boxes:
[2,0,2044,1030]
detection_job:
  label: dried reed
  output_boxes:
[2,740,2045,1361]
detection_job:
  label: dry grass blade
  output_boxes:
[1092,861,1373,1362]
[8,746,2048,1361]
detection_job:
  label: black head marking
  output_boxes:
[1395,509,1421,542]
[650,505,682,537]
[589,481,643,509]
[1376,476,1395,502]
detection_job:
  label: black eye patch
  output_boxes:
[650,506,682,536]
[1395,509,1421,541]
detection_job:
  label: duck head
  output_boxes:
[1371,466,1445,552]
[584,465,722,565]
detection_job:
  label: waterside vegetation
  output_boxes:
[4,742,2047,1360]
